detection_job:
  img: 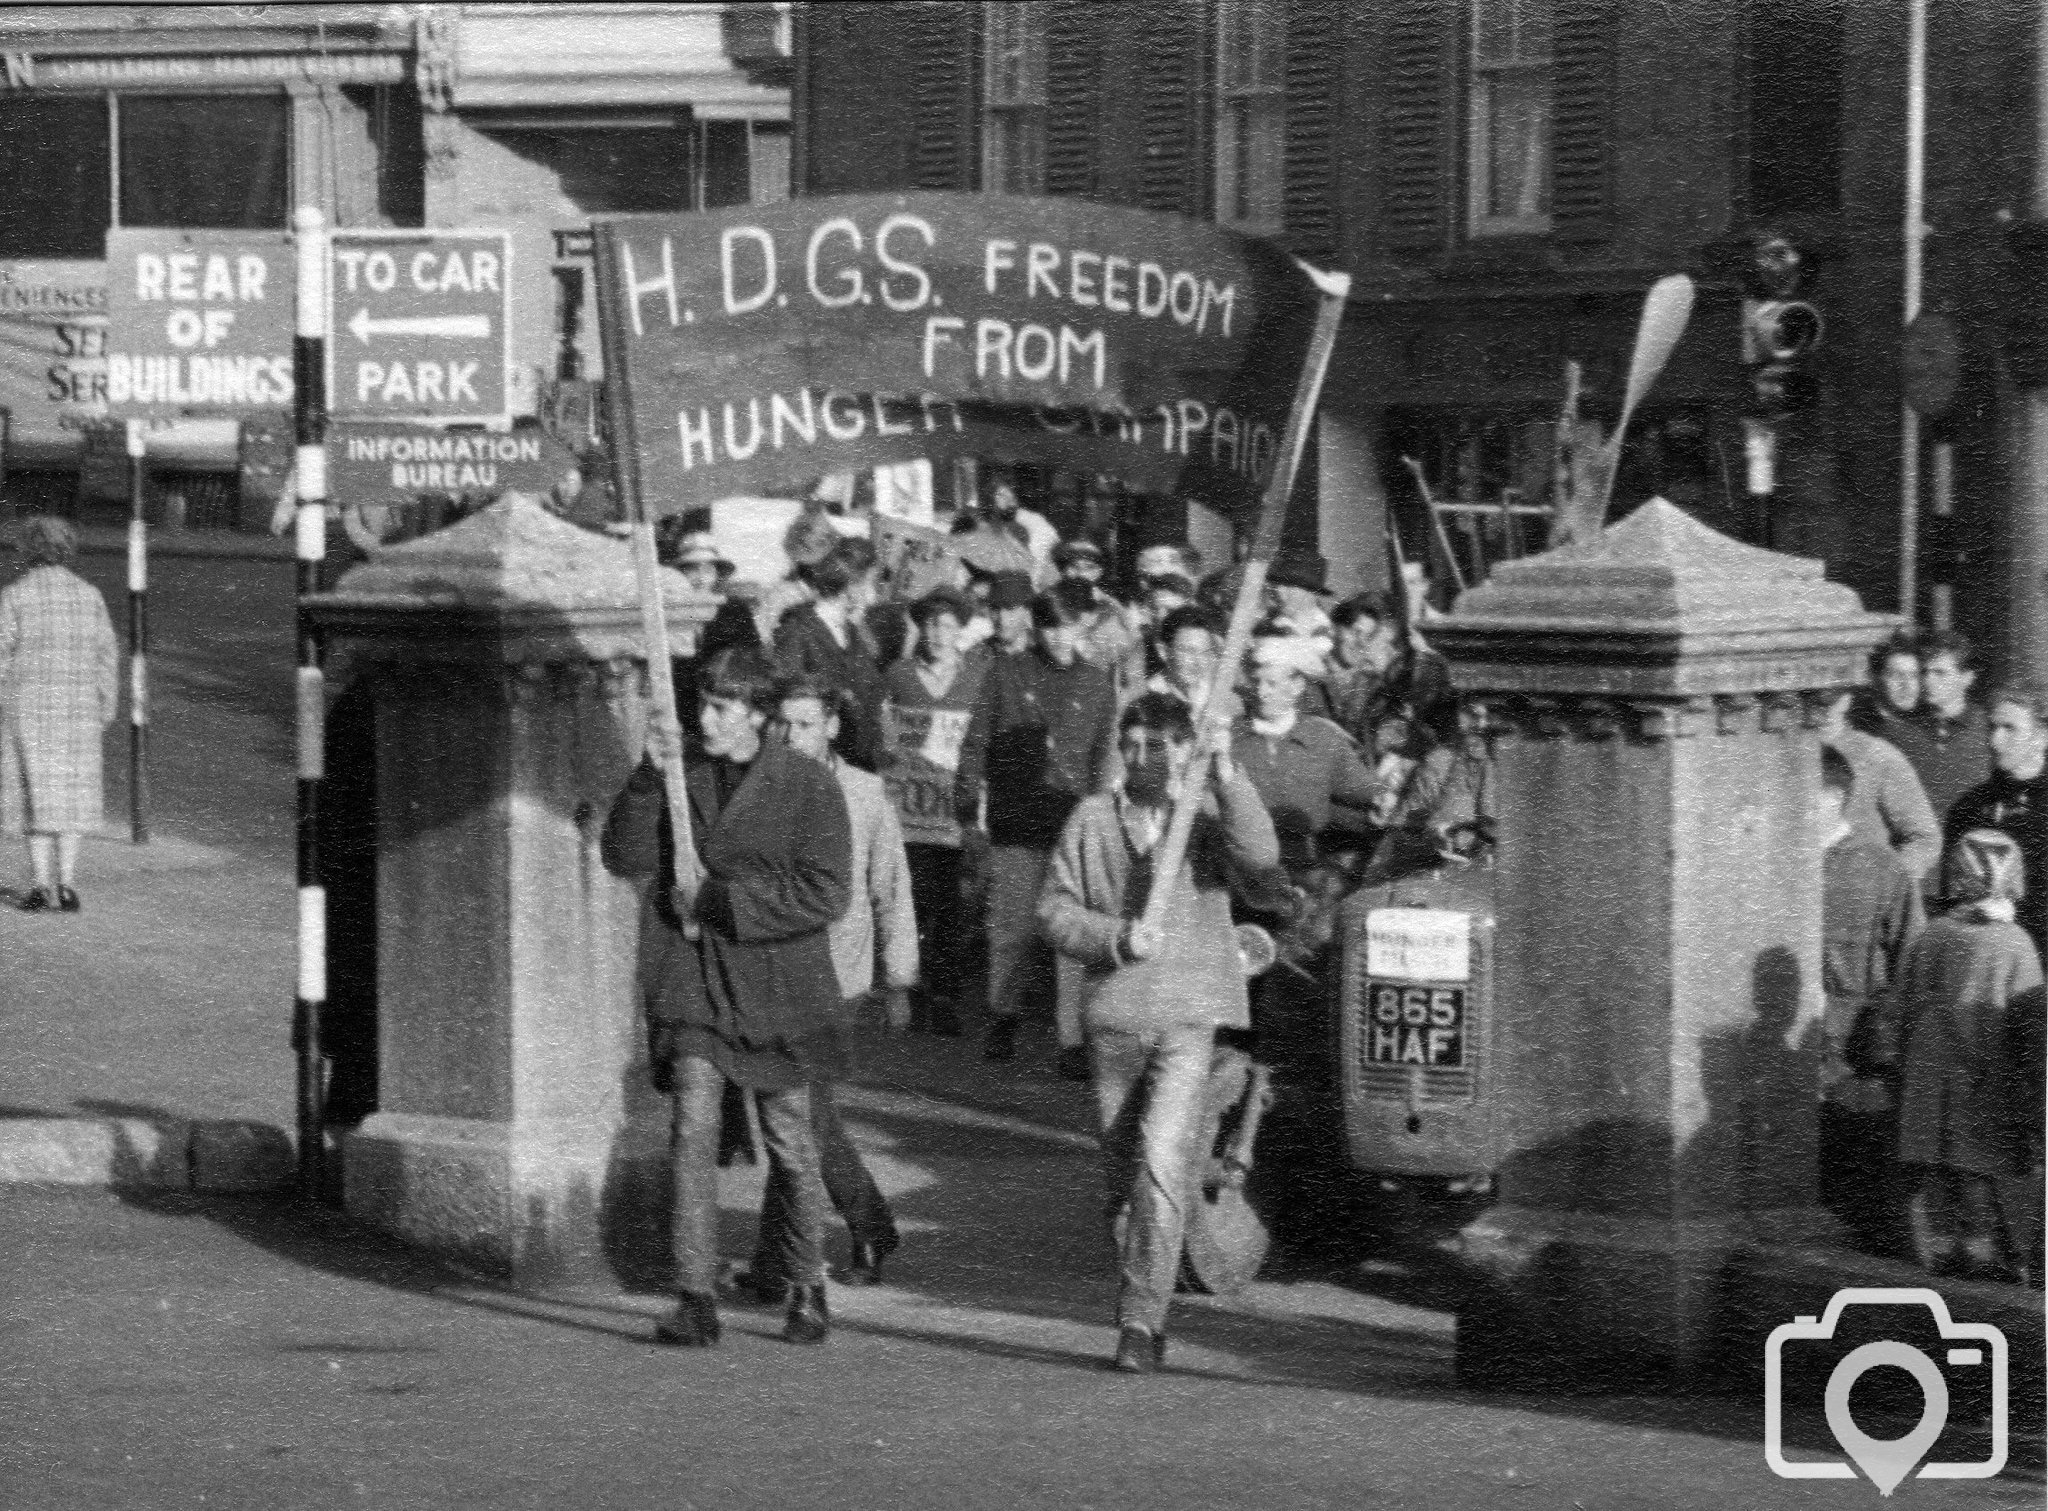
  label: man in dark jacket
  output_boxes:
[956,584,1118,1066]
[601,647,853,1349]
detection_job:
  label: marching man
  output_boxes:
[1038,692,1279,1372]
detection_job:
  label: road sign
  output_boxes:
[327,229,510,423]
[327,421,575,506]
[103,229,294,419]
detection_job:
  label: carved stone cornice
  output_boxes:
[1477,690,1846,743]
[1430,499,1896,701]
[305,494,717,667]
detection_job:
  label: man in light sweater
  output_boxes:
[1039,691,1280,1373]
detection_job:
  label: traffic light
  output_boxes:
[1741,234,1823,419]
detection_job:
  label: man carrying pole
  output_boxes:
[1038,262,1352,1372]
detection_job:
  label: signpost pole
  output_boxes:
[1134,262,1352,940]
[291,206,331,1203]
[124,419,148,844]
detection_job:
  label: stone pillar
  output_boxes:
[1426,500,1895,1388]
[307,496,713,1287]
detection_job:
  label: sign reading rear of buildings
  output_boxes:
[103,229,293,419]
[327,230,511,423]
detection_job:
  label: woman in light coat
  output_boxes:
[0,515,118,912]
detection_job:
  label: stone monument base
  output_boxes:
[1454,1203,1845,1391]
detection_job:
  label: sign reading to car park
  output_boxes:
[326,421,575,506]
[327,230,510,423]
[103,229,294,419]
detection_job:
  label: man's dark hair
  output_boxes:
[799,535,878,599]
[1820,745,1855,795]
[1031,580,1092,630]
[1868,629,1921,677]
[1332,590,1395,632]
[774,675,845,722]
[909,586,974,628]
[1917,628,1974,670]
[1158,603,1224,646]
[1119,690,1196,744]
[1986,678,2048,726]
[701,647,780,711]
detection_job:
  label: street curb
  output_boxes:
[0,1116,294,1194]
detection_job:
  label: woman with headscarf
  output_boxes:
[0,516,119,912]
[1892,829,2044,1281]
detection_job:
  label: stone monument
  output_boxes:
[307,494,715,1286]
[1426,499,1895,1387]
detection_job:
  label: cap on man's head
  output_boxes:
[1145,572,1196,601]
[1052,538,1105,569]
[1135,543,1189,580]
[1332,589,1397,630]
[986,571,1037,610]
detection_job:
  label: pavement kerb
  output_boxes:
[0,1114,296,1193]
[0,1081,1093,1197]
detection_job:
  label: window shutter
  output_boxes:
[1550,0,1616,241]
[1283,0,1341,261]
[1044,0,1101,199]
[1137,6,1205,216]
[910,5,977,190]
[1381,0,1451,253]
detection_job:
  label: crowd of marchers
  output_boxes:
[587,479,2047,1370]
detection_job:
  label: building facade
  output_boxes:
[0,2,791,527]
[796,0,2041,667]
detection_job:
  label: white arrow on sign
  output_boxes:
[348,307,492,344]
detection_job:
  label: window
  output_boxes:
[0,97,111,259]
[1747,0,1843,219]
[1215,0,1285,235]
[983,2,1046,193]
[0,92,287,260]
[1467,0,1553,237]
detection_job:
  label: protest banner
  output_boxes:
[590,192,1329,518]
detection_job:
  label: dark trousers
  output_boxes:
[672,1055,828,1295]
[753,1079,896,1282]
[1818,1099,1902,1256]
[907,843,966,1008]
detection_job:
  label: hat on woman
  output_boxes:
[1052,538,1105,570]
[1944,828,2027,905]
[674,532,735,578]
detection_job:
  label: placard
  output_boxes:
[1364,907,1471,983]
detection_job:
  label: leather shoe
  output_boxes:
[833,1234,898,1287]
[16,888,49,913]
[56,886,79,914]
[782,1282,830,1345]
[653,1291,721,1347]
[983,1016,1018,1063]
[1111,1324,1165,1374]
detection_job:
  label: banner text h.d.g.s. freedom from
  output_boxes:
[590,193,1330,517]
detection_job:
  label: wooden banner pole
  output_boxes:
[1135,262,1352,938]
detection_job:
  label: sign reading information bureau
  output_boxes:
[327,421,575,506]
[590,193,1327,515]
[103,230,294,419]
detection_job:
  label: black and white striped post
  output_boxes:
[124,418,149,844]
[291,205,330,1201]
